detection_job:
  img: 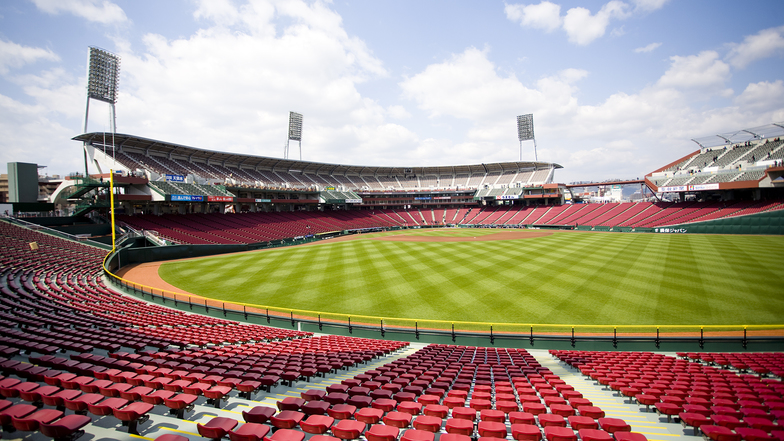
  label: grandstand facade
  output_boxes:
[645,124,784,200]
[64,132,564,214]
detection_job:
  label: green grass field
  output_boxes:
[158,229,784,328]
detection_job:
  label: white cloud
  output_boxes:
[0,40,60,74]
[30,0,128,24]
[726,25,784,69]
[400,47,543,121]
[193,0,244,28]
[387,105,411,120]
[504,1,562,32]
[630,0,670,12]
[634,42,661,53]
[0,63,88,175]
[556,68,589,84]
[657,51,731,96]
[506,1,632,46]
[734,80,784,112]
[0,93,83,174]
[562,1,630,46]
[610,26,626,38]
[12,68,84,120]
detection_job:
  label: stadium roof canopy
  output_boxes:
[74,132,562,176]
[691,122,784,149]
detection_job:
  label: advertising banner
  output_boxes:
[655,228,688,233]
[689,183,720,191]
[207,196,233,202]
[171,194,204,202]
[255,198,272,203]
[345,199,362,204]
[659,185,687,192]
[498,195,519,200]
[165,174,185,182]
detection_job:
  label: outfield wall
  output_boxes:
[661,208,784,235]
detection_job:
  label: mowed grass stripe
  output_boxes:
[158,231,784,326]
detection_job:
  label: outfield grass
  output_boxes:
[158,230,784,328]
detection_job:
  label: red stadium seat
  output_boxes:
[197,417,239,441]
[229,422,270,441]
[39,414,92,441]
[365,424,399,441]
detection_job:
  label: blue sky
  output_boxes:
[1,0,783,183]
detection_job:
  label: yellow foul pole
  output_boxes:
[110,170,116,253]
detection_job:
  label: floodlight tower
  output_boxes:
[517,114,537,161]
[82,46,120,174]
[284,111,303,160]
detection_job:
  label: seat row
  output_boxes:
[183,396,641,441]
[552,350,784,441]
[0,399,92,440]
[677,352,784,377]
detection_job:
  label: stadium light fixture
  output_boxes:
[284,111,304,160]
[86,47,121,105]
[517,114,537,162]
[82,46,121,175]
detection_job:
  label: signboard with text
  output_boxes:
[207,196,233,202]
[171,194,203,202]
[689,183,720,191]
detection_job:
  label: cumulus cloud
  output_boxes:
[657,51,732,96]
[506,1,633,46]
[0,40,60,74]
[726,25,784,69]
[400,47,565,122]
[562,1,630,46]
[734,80,784,112]
[0,90,84,174]
[629,0,670,12]
[30,0,127,24]
[504,1,562,32]
[634,42,661,53]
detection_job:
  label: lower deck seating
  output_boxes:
[119,200,784,244]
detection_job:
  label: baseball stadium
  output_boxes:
[1,49,784,441]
